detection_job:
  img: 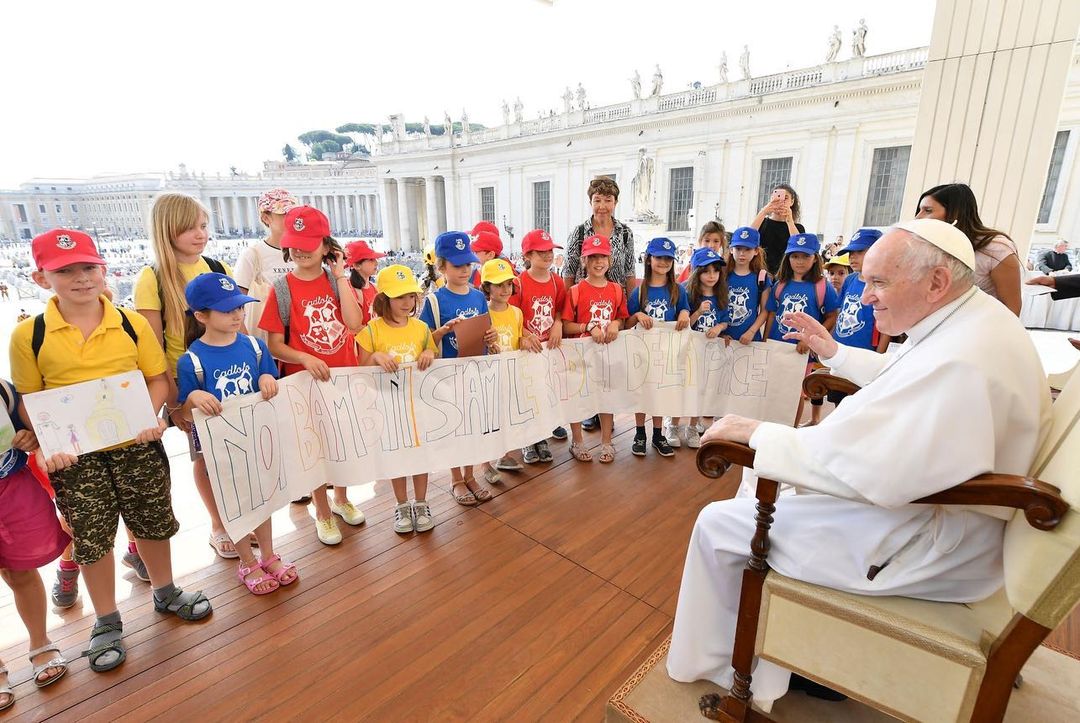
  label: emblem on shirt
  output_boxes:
[300,296,347,354]
[56,234,75,250]
[447,307,480,350]
[388,343,418,364]
[528,295,554,336]
[644,298,670,320]
[728,287,751,326]
[778,293,810,334]
[219,277,236,291]
[213,363,254,399]
[696,307,718,330]
[835,292,866,338]
[494,324,515,352]
[455,239,466,251]
[587,300,614,328]
[293,217,305,232]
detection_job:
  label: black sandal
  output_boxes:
[153,589,212,621]
[84,622,126,673]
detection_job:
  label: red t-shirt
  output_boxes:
[676,265,691,284]
[352,283,378,326]
[510,271,566,341]
[259,273,358,375]
[561,280,629,338]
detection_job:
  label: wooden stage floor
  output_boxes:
[1,417,1077,722]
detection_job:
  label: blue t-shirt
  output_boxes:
[766,278,841,342]
[831,272,876,350]
[419,286,489,359]
[726,271,771,341]
[627,284,690,322]
[681,286,731,332]
[177,335,278,403]
[0,380,28,478]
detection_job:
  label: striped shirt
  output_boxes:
[562,217,637,285]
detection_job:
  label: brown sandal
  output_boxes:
[570,442,592,462]
[465,477,492,501]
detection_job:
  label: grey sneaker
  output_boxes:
[51,567,80,608]
[495,454,523,471]
[393,502,414,534]
[535,440,553,462]
[413,501,434,532]
[522,445,540,464]
[122,550,150,582]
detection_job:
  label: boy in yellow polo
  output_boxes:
[9,229,212,674]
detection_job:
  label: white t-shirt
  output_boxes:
[233,240,295,290]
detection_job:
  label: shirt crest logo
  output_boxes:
[293,217,305,232]
[219,277,235,291]
[56,234,75,250]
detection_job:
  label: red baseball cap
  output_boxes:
[281,205,331,252]
[470,230,503,255]
[581,234,612,257]
[471,221,500,238]
[344,240,386,265]
[522,229,562,253]
[32,229,106,271]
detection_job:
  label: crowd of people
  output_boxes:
[0,175,1039,712]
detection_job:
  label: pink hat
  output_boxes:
[257,188,298,215]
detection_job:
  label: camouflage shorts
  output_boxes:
[50,441,179,565]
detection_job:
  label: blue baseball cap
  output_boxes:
[730,226,760,249]
[645,237,678,258]
[785,233,820,255]
[434,231,479,266]
[838,228,883,254]
[185,273,257,313]
[690,247,725,269]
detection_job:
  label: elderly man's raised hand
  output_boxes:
[780,311,838,360]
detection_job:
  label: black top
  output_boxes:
[1051,273,1080,301]
[759,217,806,275]
[1038,249,1072,274]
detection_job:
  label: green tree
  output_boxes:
[298,130,338,146]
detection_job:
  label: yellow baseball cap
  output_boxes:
[375,264,421,298]
[826,253,851,267]
[481,258,516,285]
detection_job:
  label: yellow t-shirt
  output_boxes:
[133,258,233,375]
[10,295,167,393]
[355,317,436,364]
[489,305,523,352]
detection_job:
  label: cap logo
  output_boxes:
[218,277,235,291]
[663,241,671,249]
[293,217,305,232]
[455,239,466,250]
[853,232,861,240]
[796,237,806,246]
[396,270,406,280]
[592,238,601,246]
[56,234,75,250]
[542,231,550,241]
[739,230,748,239]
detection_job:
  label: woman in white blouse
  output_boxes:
[915,183,1021,315]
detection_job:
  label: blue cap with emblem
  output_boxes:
[730,226,760,249]
[784,233,821,255]
[690,247,726,269]
[838,228,883,255]
[434,231,480,266]
[645,237,677,258]
[185,273,258,313]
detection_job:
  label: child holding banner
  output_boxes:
[480,258,543,483]
[764,233,840,426]
[561,234,627,464]
[625,238,690,458]
[420,231,498,506]
[344,240,385,326]
[678,247,731,448]
[357,265,437,533]
[724,226,772,346]
[177,273,298,595]
[11,229,212,674]
[259,205,367,545]
[510,228,569,461]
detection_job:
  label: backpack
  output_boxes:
[183,335,263,386]
[773,277,828,316]
[756,269,770,296]
[569,282,624,323]
[271,268,341,341]
[32,308,138,360]
[241,245,274,344]
[156,256,227,333]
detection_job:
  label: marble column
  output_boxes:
[380,179,400,250]
[397,179,414,251]
[425,177,443,239]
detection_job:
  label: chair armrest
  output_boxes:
[916,474,1069,531]
[697,440,756,479]
[802,370,861,401]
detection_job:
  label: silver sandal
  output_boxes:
[0,665,13,712]
[28,643,68,688]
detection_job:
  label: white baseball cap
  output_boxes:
[892,218,976,270]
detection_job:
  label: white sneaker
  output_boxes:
[694,421,706,434]
[413,500,434,532]
[393,502,414,534]
[331,500,366,526]
[316,516,342,545]
[666,424,682,448]
[685,426,702,448]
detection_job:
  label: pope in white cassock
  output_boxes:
[667,219,1052,707]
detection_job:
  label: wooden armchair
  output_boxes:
[693,371,1080,722]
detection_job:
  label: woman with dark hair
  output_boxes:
[915,183,1022,315]
[751,183,805,275]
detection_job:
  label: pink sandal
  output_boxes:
[260,554,298,586]
[238,561,279,595]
